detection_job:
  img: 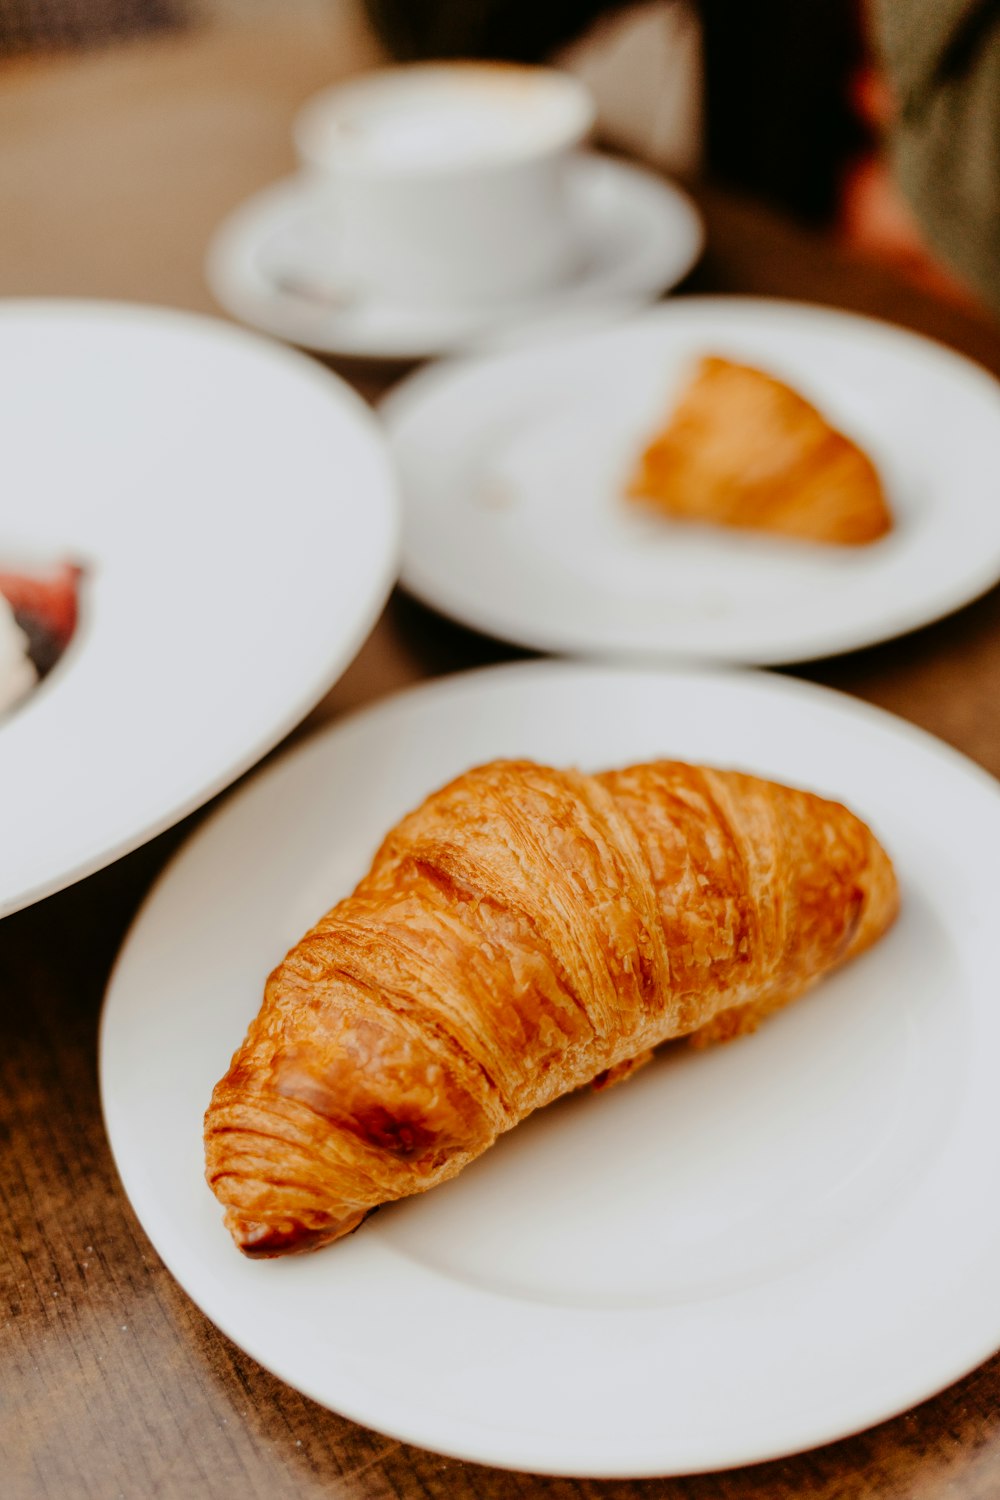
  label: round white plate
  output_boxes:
[101,659,1000,1477]
[382,297,1000,664]
[0,300,398,918]
[205,153,704,360]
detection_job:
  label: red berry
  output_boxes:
[0,563,82,649]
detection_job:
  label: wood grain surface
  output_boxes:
[3,12,1000,1498]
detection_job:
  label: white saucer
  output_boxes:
[382,297,1000,664]
[102,660,1000,1475]
[205,153,704,360]
[0,300,398,918]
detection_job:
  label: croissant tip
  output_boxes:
[227,1209,371,1258]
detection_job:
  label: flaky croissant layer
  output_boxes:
[205,759,898,1256]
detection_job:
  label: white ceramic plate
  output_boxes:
[101,659,1000,1477]
[382,297,1000,664]
[205,154,703,359]
[0,300,398,917]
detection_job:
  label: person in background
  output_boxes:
[869,1,1000,312]
[362,0,1000,318]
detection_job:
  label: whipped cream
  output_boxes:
[0,592,37,714]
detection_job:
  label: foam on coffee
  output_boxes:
[299,64,594,175]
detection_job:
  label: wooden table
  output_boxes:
[4,14,1000,1498]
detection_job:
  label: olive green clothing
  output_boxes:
[875,0,1000,312]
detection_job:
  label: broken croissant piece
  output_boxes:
[205,758,898,1256]
[627,355,893,544]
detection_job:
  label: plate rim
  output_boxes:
[381,294,1000,666]
[0,296,401,917]
[204,152,705,360]
[100,657,1000,1477]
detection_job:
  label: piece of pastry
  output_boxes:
[627,355,893,544]
[205,757,898,1256]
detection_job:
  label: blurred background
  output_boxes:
[2,0,996,318]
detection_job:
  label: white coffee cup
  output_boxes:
[294,62,596,305]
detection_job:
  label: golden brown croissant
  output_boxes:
[628,355,893,544]
[205,758,898,1256]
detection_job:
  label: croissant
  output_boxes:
[205,758,898,1256]
[627,355,893,544]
